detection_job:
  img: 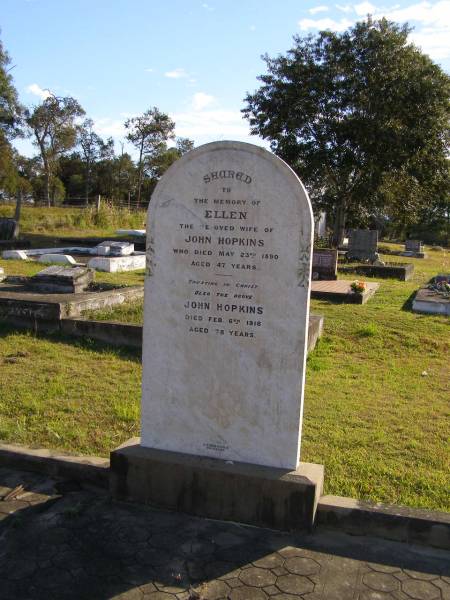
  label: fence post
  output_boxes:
[96,195,101,212]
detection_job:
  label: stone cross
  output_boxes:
[141,141,313,469]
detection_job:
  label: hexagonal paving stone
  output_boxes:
[404,570,439,581]
[358,592,395,600]
[229,587,268,600]
[239,567,277,587]
[144,593,176,600]
[195,580,230,600]
[367,563,401,574]
[253,554,284,569]
[402,579,441,600]
[276,574,314,595]
[363,572,399,593]
[285,557,320,576]
[271,595,299,600]
[278,547,305,559]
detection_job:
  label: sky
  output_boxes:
[2,0,449,158]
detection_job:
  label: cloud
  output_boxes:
[354,1,376,15]
[299,16,353,30]
[202,2,214,10]
[299,1,450,60]
[336,3,353,11]
[309,5,329,14]
[164,68,189,79]
[92,118,126,138]
[192,92,215,110]
[26,83,52,100]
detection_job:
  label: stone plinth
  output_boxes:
[110,438,324,531]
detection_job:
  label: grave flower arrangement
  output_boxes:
[350,280,366,294]
[428,275,450,298]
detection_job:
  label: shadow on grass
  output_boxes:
[402,289,418,312]
[0,321,141,362]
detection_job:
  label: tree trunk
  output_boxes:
[14,190,23,223]
[332,200,346,248]
[136,139,144,209]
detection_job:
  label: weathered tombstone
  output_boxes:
[347,229,379,262]
[405,239,422,253]
[110,141,323,531]
[312,248,338,280]
[0,267,4,282]
[95,240,135,256]
[27,266,94,293]
[0,218,18,241]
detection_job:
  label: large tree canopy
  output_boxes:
[243,18,450,245]
[26,95,85,206]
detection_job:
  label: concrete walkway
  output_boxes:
[0,467,449,600]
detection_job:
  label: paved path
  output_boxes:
[0,467,449,600]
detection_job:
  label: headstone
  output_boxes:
[95,241,135,256]
[2,249,28,260]
[0,218,18,240]
[312,248,337,280]
[0,267,5,282]
[27,266,94,294]
[141,141,314,469]
[347,229,378,262]
[38,254,77,265]
[405,239,422,253]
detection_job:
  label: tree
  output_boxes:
[78,118,114,205]
[125,107,175,208]
[243,18,450,246]
[26,95,85,206]
[150,137,194,180]
[0,36,22,140]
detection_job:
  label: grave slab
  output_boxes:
[26,266,94,294]
[38,253,77,266]
[311,279,379,304]
[412,288,450,315]
[2,249,28,260]
[0,281,144,322]
[339,262,414,281]
[87,254,145,272]
[110,438,324,531]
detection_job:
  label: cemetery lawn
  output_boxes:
[0,243,449,512]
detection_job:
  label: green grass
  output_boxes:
[0,203,146,238]
[0,242,449,511]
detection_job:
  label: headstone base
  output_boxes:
[110,438,324,531]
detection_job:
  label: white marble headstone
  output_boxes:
[141,141,313,469]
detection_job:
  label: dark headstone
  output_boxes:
[0,218,19,241]
[312,249,338,280]
[347,229,378,262]
[27,266,94,294]
[405,239,422,253]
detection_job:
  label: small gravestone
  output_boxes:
[0,267,5,282]
[312,249,337,280]
[405,239,422,253]
[0,218,18,241]
[111,141,323,531]
[347,229,379,262]
[27,266,94,293]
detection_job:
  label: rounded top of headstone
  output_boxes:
[150,140,313,221]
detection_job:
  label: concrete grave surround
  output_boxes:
[141,141,314,469]
[38,253,77,266]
